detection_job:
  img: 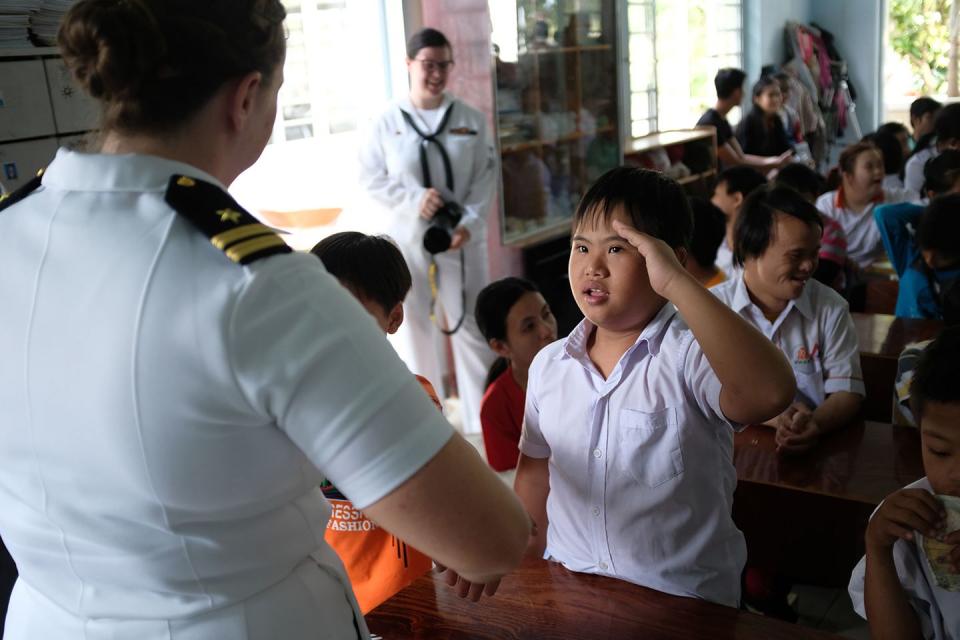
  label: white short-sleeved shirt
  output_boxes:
[357,93,497,246]
[519,303,746,608]
[0,150,454,639]
[904,147,937,195]
[715,241,736,279]
[849,477,960,639]
[816,187,917,268]
[711,275,865,407]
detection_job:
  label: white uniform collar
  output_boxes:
[731,272,815,322]
[42,149,225,193]
[399,92,454,114]
[560,302,678,363]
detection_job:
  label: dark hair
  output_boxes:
[751,75,780,100]
[688,197,726,269]
[406,27,451,59]
[910,98,944,156]
[774,163,826,201]
[58,0,285,134]
[715,68,747,100]
[877,121,910,138]
[918,194,960,264]
[863,131,904,176]
[910,97,943,123]
[733,185,824,266]
[310,232,412,314]
[573,167,693,250]
[934,103,960,146]
[475,277,540,389]
[910,326,960,422]
[715,165,767,198]
[922,149,960,195]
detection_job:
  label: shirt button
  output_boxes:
[593,448,602,458]
[592,506,600,516]
[599,561,608,570]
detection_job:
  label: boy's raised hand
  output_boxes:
[612,220,690,299]
[866,488,946,554]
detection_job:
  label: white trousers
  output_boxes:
[391,237,495,435]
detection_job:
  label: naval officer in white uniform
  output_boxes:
[0,2,529,639]
[359,28,497,436]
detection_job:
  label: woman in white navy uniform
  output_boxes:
[0,2,529,639]
[359,28,497,436]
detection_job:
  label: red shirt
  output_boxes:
[479,367,525,471]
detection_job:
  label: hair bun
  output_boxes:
[58,0,166,102]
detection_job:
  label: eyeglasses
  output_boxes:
[415,58,455,74]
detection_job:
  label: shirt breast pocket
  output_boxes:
[617,407,684,488]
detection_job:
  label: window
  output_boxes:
[626,0,742,137]
[231,0,405,216]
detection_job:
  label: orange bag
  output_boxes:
[321,375,442,613]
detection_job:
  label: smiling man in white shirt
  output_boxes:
[713,185,864,454]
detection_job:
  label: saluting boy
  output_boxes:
[513,167,796,607]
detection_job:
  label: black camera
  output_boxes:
[423,200,464,254]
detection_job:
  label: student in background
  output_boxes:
[311,232,441,612]
[865,129,909,193]
[686,197,728,287]
[817,141,916,269]
[909,96,943,151]
[697,68,792,172]
[711,166,767,277]
[849,328,960,640]
[876,150,960,320]
[773,163,849,291]
[713,186,864,455]
[898,195,960,320]
[905,102,960,194]
[513,167,795,608]
[877,121,912,167]
[773,72,803,145]
[474,278,557,473]
[736,76,794,160]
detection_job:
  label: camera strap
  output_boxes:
[402,100,467,335]
[428,248,467,336]
[399,101,456,191]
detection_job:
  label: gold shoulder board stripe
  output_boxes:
[226,235,288,263]
[211,223,273,250]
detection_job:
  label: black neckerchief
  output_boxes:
[399,101,456,191]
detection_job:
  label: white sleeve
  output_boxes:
[681,333,744,432]
[458,115,498,238]
[518,350,551,459]
[357,116,425,222]
[822,303,866,396]
[228,254,454,509]
[904,154,927,195]
[848,525,940,637]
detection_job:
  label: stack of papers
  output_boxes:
[29,0,75,46]
[0,0,38,50]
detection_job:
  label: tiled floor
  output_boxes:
[792,583,870,638]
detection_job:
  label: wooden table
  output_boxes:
[733,421,923,586]
[851,313,942,421]
[367,557,842,639]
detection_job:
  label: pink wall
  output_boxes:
[419,0,524,280]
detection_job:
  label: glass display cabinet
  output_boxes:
[492,0,621,248]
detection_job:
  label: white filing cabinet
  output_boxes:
[0,47,97,192]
